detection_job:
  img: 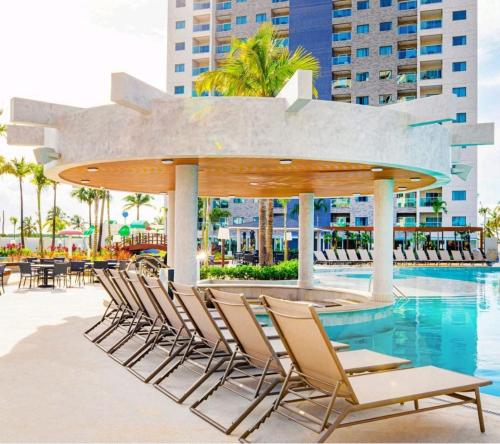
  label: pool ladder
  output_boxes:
[367,278,409,303]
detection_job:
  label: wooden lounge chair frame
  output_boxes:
[240,296,491,443]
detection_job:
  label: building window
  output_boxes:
[253,216,259,223]
[174,85,185,95]
[356,72,369,81]
[174,63,185,73]
[357,0,370,10]
[356,96,369,105]
[356,47,369,57]
[355,217,369,226]
[236,16,248,25]
[379,69,392,79]
[452,216,467,227]
[175,42,185,51]
[452,61,467,72]
[452,87,467,97]
[233,217,244,225]
[454,112,467,123]
[380,21,392,31]
[380,0,392,6]
[357,24,369,33]
[355,196,369,202]
[176,0,186,7]
[236,0,247,2]
[233,198,244,204]
[453,35,467,46]
[453,10,467,21]
[452,190,467,201]
[379,45,392,56]
[379,94,392,105]
[255,13,267,23]
[175,20,186,29]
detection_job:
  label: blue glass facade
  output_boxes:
[289,0,332,100]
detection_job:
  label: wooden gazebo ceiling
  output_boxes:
[60,157,436,197]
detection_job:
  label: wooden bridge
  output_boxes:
[119,233,167,252]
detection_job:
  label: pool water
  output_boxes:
[271,267,500,396]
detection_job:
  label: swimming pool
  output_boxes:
[278,267,500,396]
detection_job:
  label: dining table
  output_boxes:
[31,263,55,288]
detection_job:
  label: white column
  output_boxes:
[167,191,175,268]
[236,228,241,253]
[373,179,394,303]
[174,165,198,284]
[298,193,314,289]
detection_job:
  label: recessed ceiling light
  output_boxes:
[410,177,421,182]
[250,182,258,186]
[398,187,407,191]
[87,167,98,173]
[371,167,383,172]
[280,159,292,165]
[81,179,90,184]
[161,159,174,165]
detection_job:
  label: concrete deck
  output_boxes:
[1,278,500,442]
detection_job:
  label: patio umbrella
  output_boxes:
[58,229,83,258]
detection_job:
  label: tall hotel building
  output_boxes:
[166,0,478,239]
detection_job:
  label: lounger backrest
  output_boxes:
[314,251,327,262]
[427,249,439,261]
[440,250,451,261]
[416,250,427,261]
[463,250,473,261]
[336,249,349,261]
[141,276,188,335]
[208,289,285,374]
[94,269,124,307]
[261,295,357,402]
[123,270,158,320]
[346,249,359,261]
[108,269,141,312]
[404,249,416,261]
[359,249,371,261]
[472,249,484,261]
[325,249,337,261]
[451,250,463,261]
[170,282,230,350]
[394,249,405,261]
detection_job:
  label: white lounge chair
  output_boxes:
[358,249,372,262]
[336,249,350,263]
[314,251,329,264]
[404,249,417,262]
[394,249,406,263]
[440,250,452,262]
[325,249,338,262]
[415,249,428,262]
[346,249,360,263]
[427,249,440,264]
[451,250,464,263]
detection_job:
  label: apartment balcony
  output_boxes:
[398,48,417,59]
[420,196,442,207]
[397,72,417,84]
[332,8,352,19]
[421,19,442,29]
[193,44,210,54]
[216,22,232,32]
[193,23,210,33]
[397,197,417,208]
[397,217,417,227]
[331,198,351,208]
[421,0,442,4]
[332,55,351,65]
[332,31,352,42]
[421,44,442,55]
[420,69,442,80]
[421,221,442,227]
[332,94,351,103]
[275,37,289,47]
[332,78,352,89]
[398,24,417,35]
[272,16,289,26]
[398,94,416,102]
[193,1,211,11]
[398,0,417,11]
[216,44,231,54]
[192,66,209,76]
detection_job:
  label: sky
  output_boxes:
[0,0,499,233]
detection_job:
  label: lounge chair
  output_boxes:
[393,248,406,264]
[358,249,372,262]
[415,249,428,262]
[314,251,329,265]
[191,289,410,435]
[463,250,473,262]
[427,249,440,264]
[472,249,487,263]
[346,249,360,264]
[241,296,491,442]
[404,249,417,262]
[440,249,453,262]
[324,249,338,263]
[336,249,350,264]
[451,250,465,263]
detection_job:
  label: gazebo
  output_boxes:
[6,71,494,303]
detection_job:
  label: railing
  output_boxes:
[397,72,417,84]
[275,37,289,47]
[398,0,417,10]
[332,55,351,65]
[121,233,167,249]
[398,95,416,102]
[421,221,442,227]
[272,16,289,25]
[331,198,351,208]
[397,197,417,207]
[397,217,417,227]
[420,69,442,80]
[193,44,210,54]
[216,1,232,10]
[421,0,441,4]
[193,1,211,10]
[216,22,232,32]
[398,48,417,59]
[332,8,351,18]
[421,44,442,55]
[420,196,442,206]
[216,44,231,54]
[333,78,352,88]
[421,19,442,29]
[193,23,210,32]
[332,31,352,42]
[192,66,209,76]
[398,24,417,34]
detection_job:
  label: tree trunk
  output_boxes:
[88,202,92,248]
[92,198,99,257]
[283,205,288,262]
[37,188,43,254]
[2,210,4,236]
[51,183,57,249]
[19,178,25,248]
[258,200,266,265]
[106,192,111,246]
[202,197,210,266]
[265,199,274,265]
[97,195,105,251]
[136,205,140,221]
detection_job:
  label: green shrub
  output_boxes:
[200,259,298,281]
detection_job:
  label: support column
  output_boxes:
[167,191,175,268]
[298,193,314,289]
[373,179,394,303]
[236,228,241,253]
[174,165,198,284]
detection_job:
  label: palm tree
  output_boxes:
[96,189,107,251]
[123,193,154,220]
[22,216,37,237]
[265,199,274,264]
[479,205,489,228]
[0,110,6,137]
[277,198,290,261]
[431,198,447,246]
[106,191,112,246]
[31,165,51,253]
[71,187,94,245]
[49,181,60,248]
[70,214,85,230]
[195,23,319,265]
[9,216,18,240]
[3,158,34,247]
[44,207,68,234]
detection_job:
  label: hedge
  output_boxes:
[200,259,298,281]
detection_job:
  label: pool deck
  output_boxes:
[1,278,500,442]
